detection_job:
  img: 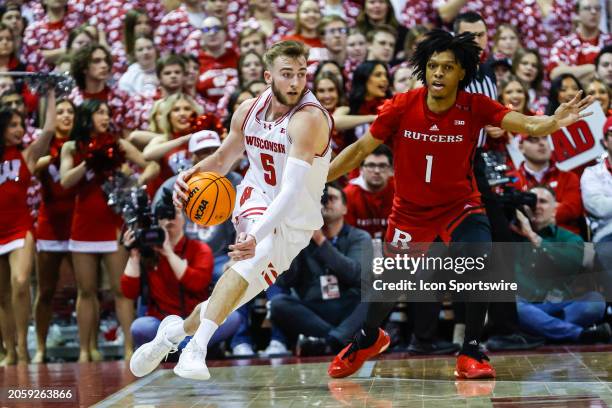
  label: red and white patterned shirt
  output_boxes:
[318,0,362,26]
[505,0,575,67]
[84,0,132,81]
[124,88,162,131]
[69,86,129,133]
[129,0,166,26]
[548,32,612,72]
[22,7,84,72]
[154,5,206,56]
[400,0,503,50]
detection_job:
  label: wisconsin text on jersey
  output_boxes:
[244,135,287,153]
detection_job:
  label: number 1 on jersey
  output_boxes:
[260,153,277,186]
[425,155,433,183]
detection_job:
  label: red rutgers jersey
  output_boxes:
[370,87,511,226]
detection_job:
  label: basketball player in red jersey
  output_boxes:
[326,29,594,380]
[130,41,332,380]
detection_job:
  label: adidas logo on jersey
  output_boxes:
[429,124,439,131]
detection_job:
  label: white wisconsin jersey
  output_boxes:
[239,87,332,231]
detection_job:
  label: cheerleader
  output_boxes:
[0,89,56,365]
[142,93,223,194]
[59,99,159,362]
[32,98,81,363]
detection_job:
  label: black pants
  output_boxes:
[365,213,492,345]
[474,148,522,336]
[270,294,368,344]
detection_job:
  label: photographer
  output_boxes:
[120,196,240,350]
[513,186,610,343]
[510,135,584,235]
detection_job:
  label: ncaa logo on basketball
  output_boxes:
[186,186,200,204]
[195,199,209,221]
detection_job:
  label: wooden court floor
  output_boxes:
[1,345,611,407]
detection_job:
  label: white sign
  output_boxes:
[506,102,606,171]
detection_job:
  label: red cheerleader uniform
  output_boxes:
[35,139,77,252]
[68,145,123,253]
[0,146,34,255]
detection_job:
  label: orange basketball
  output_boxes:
[184,172,236,226]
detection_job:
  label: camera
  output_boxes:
[103,173,175,257]
[481,151,537,219]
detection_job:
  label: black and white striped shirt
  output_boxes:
[465,67,498,147]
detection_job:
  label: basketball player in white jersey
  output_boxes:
[129,40,332,380]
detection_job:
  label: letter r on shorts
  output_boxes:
[392,228,412,249]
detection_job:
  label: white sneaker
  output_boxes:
[173,339,210,380]
[232,343,255,357]
[259,340,289,357]
[130,315,181,377]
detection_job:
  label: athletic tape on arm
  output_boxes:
[249,157,312,243]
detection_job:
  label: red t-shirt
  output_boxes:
[281,34,328,64]
[196,48,239,104]
[120,237,213,319]
[344,178,395,238]
[369,87,511,224]
[509,162,583,235]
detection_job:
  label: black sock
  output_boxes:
[460,340,488,361]
[356,327,379,349]
[325,335,343,354]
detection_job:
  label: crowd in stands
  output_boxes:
[0,0,611,365]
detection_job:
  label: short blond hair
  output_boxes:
[263,40,309,70]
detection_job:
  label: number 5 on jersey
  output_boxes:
[260,153,277,186]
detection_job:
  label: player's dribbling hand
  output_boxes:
[553,91,596,128]
[228,232,257,261]
[173,167,197,209]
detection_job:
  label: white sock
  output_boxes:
[194,319,218,348]
[199,300,209,322]
[165,321,187,344]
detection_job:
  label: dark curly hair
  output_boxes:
[70,99,110,143]
[409,29,480,91]
[70,44,112,90]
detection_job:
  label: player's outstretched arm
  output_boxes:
[500,91,595,138]
[173,99,251,208]
[327,130,383,181]
[229,107,329,260]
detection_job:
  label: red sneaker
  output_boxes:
[327,329,390,378]
[455,353,496,379]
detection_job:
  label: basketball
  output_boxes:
[184,172,235,226]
